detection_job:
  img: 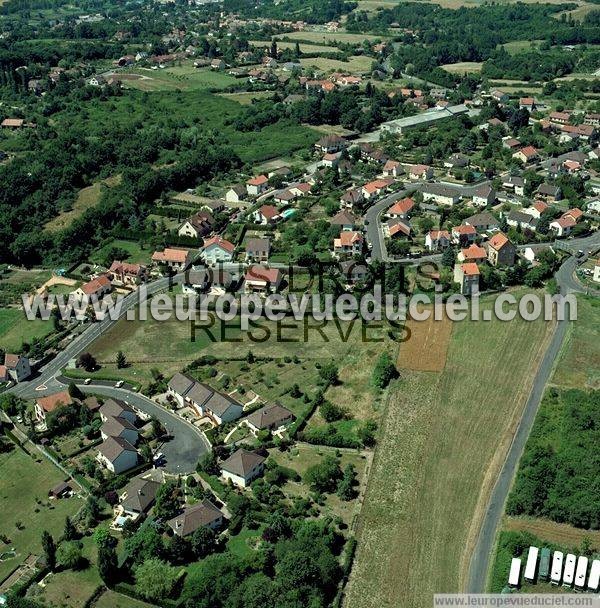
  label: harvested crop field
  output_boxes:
[397,313,453,372]
[504,516,600,551]
[345,296,554,608]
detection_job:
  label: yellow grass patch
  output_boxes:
[299,55,374,74]
[504,516,600,551]
[44,175,121,232]
[397,313,453,372]
[441,62,483,74]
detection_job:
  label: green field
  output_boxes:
[299,55,375,74]
[275,31,384,45]
[552,295,600,390]
[345,295,554,608]
[0,308,54,352]
[90,238,153,266]
[0,447,83,583]
[119,65,239,92]
[94,590,158,608]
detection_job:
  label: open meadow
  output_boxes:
[0,447,83,583]
[344,295,554,608]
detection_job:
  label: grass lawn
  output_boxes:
[119,65,239,92]
[0,447,83,583]
[217,91,273,105]
[32,565,101,608]
[226,526,265,558]
[299,55,374,74]
[94,590,158,608]
[269,443,369,527]
[89,239,152,266]
[251,40,339,54]
[275,31,384,45]
[441,61,483,74]
[345,294,554,608]
[552,295,600,390]
[0,308,54,352]
[500,40,544,54]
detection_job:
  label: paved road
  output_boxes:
[74,382,210,475]
[11,275,181,399]
[467,231,600,593]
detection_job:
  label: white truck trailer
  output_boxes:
[563,553,576,586]
[550,551,563,585]
[575,556,588,589]
[587,559,600,592]
[524,546,539,583]
[509,558,521,588]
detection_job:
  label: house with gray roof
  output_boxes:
[245,404,295,435]
[99,399,136,424]
[119,476,161,518]
[221,448,266,488]
[97,436,138,474]
[100,416,138,445]
[168,499,224,537]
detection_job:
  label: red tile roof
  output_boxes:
[488,232,510,250]
[461,263,480,276]
[247,175,268,186]
[202,235,235,253]
[37,391,73,413]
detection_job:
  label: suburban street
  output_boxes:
[70,381,210,474]
[467,230,600,593]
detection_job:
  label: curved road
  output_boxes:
[467,231,600,593]
[73,382,210,474]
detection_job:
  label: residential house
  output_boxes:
[245,237,271,262]
[487,232,516,266]
[245,404,295,436]
[168,500,224,537]
[1,118,24,129]
[526,201,549,218]
[458,244,487,263]
[444,153,469,169]
[330,210,357,231]
[314,134,348,154]
[254,205,280,225]
[408,164,433,180]
[537,183,561,202]
[35,391,73,423]
[502,138,521,151]
[221,449,266,488]
[425,230,451,251]
[101,416,138,445]
[340,187,364,210]
[333,231,363,256]
[513,146,539,164]
[387,197,415,220]
[273,189,296,205]
[519,97,537,112]
[244,266,282,295]
[387,220,411,239]
[225,185,247,203]
[167,373,244,424]
[490,89,509,103]
[72,275,112,300]
[507,210,538,232]
[118,476,161,519]
[549,111,570,125]
[246,175,269,196]
[178,212,214,240]
[502,175,525,196]
[200,236,235,264]
[108,261,147,286]
[472,185,495,207]
[210,59,226,70]
[99,399,137,425]
[322,152,342,168]
[97,436,138,474]
[421,184,461,206]
[550,216,576,236]
[451,224,477,245]
[382,159,403,177]
[362,179,394,200]
[463,212,498,233]
[453,263,480,295]
[562,208,583,223]
[3,354,31,383]
[181,268,210,295]
[151,248,193,272]
[287,182,311,198]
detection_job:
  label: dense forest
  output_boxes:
[506,388,600,529]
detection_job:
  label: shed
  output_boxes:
[49,481,72,499]
[550,551,563,584]
[508,558,521,587]
[524,546,538,582]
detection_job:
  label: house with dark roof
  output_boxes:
[97,436,138,474]
[245,404,295,436]
[506,210,538,232]
[101,415,138,445]
[245,238,271,262]
[118,476,161,518]
[221,448,266,488]
[463,212,499,232]
[330,210,357,231]
[3,354,31,383]
[225,185,247,203]
[99,399,136,425]
[168,499,224,537]
[178,211,214,240]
